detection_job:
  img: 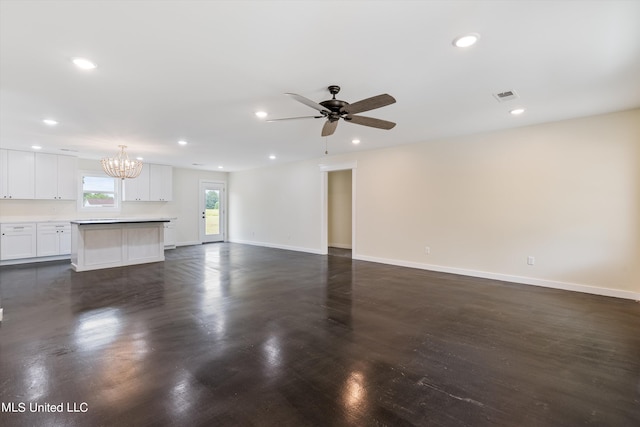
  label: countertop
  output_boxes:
[0,217,176,224]
[71,218,172,225]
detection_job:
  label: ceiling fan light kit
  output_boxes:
[269,85,396,137]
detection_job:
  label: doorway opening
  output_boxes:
[200,181,225,243]
[327,169,353,258]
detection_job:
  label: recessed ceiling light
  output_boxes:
[453,33,480,48]
[72,57,97,70]
[510,108,526,115]
[31,145,42,150]
[42,119,58,126]
[178,140,188,145]
[255,111,268,119]
[218,165,224,169]
[352,139,361,145]
[269,155,276,160]
[136,157,144,161]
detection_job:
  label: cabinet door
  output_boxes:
[57,156,78,200]
[35,153,58,199]
[0,149,7,198]
[58,226,71,255]
[164,222,176,248]
[6,150,35,199]
[123,166,150,201]
[149,164,172,201]
[1,224,37,260]
[36,225,59,256]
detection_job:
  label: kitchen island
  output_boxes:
[70,218,170,272]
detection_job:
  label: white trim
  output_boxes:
[0,254,70,266]
[320,171,328,254]
[353,253,640,301]
[228,238,325,255]
[328,243,352,250]
[176,241,201,247]
[321,163,357,257]
[319,161,357,172]
[77,170,122,213]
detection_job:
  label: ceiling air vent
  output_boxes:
[493,90,519,102]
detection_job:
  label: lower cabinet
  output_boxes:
[36,222,71,257]
[1,219,173,263]
[164,220,176,249]
[0,223,37,260]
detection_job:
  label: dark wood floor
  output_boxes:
[0,243,638,426]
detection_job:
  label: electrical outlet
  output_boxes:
[425,246,431,255]
[527,256,535,265]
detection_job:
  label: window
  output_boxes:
[78,172,120,212]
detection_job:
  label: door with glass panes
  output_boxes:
[200,181,225,242]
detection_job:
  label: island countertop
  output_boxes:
[71,218,172,225]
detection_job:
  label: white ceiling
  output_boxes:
[1,0,639,172]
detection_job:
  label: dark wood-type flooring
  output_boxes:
[0,243,638,426]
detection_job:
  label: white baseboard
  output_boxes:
[176,241,201,247]
[0,254,70,267]
[228,239,326,255]
[329,243,353,250]
[353,253,640,301]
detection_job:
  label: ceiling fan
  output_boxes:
[267,85,396,137]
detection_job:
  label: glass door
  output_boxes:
[200,181,225,243]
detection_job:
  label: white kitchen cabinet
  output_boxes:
[35,153,78,200]
[57,155,78,200]
[36,222,71,256]
[149,164,172,201]
[0,149,35,199]
[1,223,37,260]
[0,149,6,198]
[164,220,176,249]
[123,166,150,201]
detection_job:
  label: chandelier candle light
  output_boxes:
[101,145,143,180]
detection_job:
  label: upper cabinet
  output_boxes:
[0,149,5,198]
[149,164,172,201]
[35,153,78,200]
[123,164,172,202]
[0,149,35,199]
[123,166,150,201]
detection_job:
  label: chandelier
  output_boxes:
[101,145,143,180]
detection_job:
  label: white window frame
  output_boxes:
[77,170,122,213]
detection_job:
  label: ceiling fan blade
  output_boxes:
[266,115,323,122]
[345,115,396,130]
[321,120,338,137]
[341,94,396,115]
[285,93,330,113]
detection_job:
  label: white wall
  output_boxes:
[0,159,227,246]
[228,109,640,299]
[328,170,352,249]
[228,158,323,253]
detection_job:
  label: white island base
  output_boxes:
[71,219,169,272]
